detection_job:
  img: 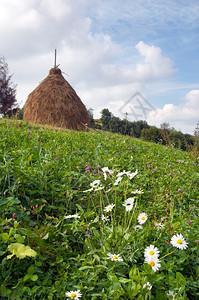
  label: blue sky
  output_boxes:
[0,0,198,134]
[88,1,199,100]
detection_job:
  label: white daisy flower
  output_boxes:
[107,253,123,261]
[83,180,103,192]
[95,185,104,191]
[154,222,165,229]
[127,169,138,179]
[116,170,128,177]
[144,245,160,260]
[145,257,161,272]
[64,214,80,219]
[116,169,138,179]
[101,214,110,221]
[124,197,135,205]
[123,203,134,212]
[114,176,123,185]
[104,204,115,212]
[115,170,137,180]
[122,198,135,212]
[101,167,114,180]
[90,180,101,188]
[135,225,143,230]
[132,189,144,194]
[65,290,82,299]
[143,282,152,290]
[167,290,176,298]
[170,233,188,250]
[138,212,148,224]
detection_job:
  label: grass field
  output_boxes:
[0,119,198,299]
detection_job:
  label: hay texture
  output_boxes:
[24,68,90,131]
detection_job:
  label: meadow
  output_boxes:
[0,119,198,300]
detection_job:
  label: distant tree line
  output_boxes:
[88,108,198,152]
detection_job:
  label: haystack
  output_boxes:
[23,68,90,131]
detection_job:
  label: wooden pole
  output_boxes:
[54,49,57,68]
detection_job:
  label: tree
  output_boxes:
[0,56,18,116]
[194,121,199,136]
[100,108,112,131]
[160,122,176,132]
[132,120,149,138]
[141,126,162,143]
[160,122,171,131]
[87,108,95,128]
[169,131,186,150]
[110,116,123,133]
[17,107,24,120]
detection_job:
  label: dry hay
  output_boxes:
[23,68,90,131]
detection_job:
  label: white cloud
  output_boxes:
[146,90,199,134]
[135,41,177,81]
[40,0,72,21]
[184,89,199,108]
[78,82,144,116]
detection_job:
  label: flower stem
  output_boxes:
[159,248,176,259]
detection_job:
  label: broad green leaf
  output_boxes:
[176,272,186,287]
[23,274,31,282]
[2,233,9,240]
[27,265,35,274]
[7,243,37,259]
[35,261,42,267]
[14,234,25,243]
[31,274,38,281]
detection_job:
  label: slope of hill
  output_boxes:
[0,119,198,299]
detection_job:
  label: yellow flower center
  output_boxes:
[71,293,77,298]
[149,261,155,267]
[108,206,112,210]
[149,250,154,255]
[177,239,182,244]
[112,255,118,260]
[141,216,145,220]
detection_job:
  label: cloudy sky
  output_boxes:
[0,0,199,134]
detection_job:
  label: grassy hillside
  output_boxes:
[0,119,198,299]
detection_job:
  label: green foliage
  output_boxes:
[0,118,198,299]
[87,108,95,128]
[16,107,24,120]
[98,109,195,152]
[7,243,37,259]
[100,109,150,138]
[141,126,163,143]
[100,108,112,130]
[0,56,18,116]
